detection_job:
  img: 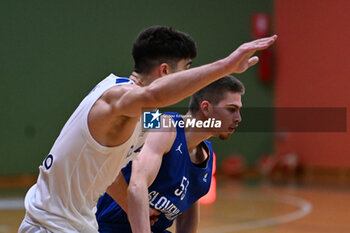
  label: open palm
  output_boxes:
[226,35,277,74]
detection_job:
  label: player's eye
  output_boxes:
[227,107,237,113]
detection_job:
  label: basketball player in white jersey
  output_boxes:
[19,25,277,232]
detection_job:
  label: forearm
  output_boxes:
[118,35,276,116]
[144,35,277,109]
[145,59,229,108]
[128,181,151,233]
[126,133,172,232]
[122,59,229,112]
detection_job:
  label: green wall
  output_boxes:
[0,0,273,175]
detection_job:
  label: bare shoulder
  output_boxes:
[91,84,140,116]
[100,84,138,108]
[88,84,141,147]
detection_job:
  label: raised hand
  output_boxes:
[225,35,277,74]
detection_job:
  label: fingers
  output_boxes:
[243,35,277,51]
[248,56,259,67]
[150,216,159,226]
[252,35,278,45]
[257,35,277,46]
[228,35,276,74]
[149,208,160,226]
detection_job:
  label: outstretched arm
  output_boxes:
[115,35,277,117]
[175,201,200,233]
[106,167,160,226]
[127,121,177,233]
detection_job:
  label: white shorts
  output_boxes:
[18,215,52,233]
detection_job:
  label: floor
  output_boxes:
[1,178,349,233]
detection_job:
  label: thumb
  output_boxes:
[248,56,259,67]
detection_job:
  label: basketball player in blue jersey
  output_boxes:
[96,75,245,233]
[19,24,276,232]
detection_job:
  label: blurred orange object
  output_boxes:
[222,154,246,178]
[200,152,217,204]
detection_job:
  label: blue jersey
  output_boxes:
[96,113,214,233]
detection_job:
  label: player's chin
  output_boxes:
[218,133,232,140]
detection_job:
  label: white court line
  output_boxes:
[0,197,24,210]
[199,193,313,233]
[0,194,312,232]
[0,198,24,232]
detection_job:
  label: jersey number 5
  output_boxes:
[174,176,189,200]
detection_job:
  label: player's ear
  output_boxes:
[159,63,170,77]
[200,100,211,117]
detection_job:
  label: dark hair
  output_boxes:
[189,75,245,113]
[132,26,197,74]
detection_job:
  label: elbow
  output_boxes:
[128,182,139,197]
[128,180,147,198]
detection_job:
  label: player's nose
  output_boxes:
[233,111,242,123]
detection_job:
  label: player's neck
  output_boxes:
[129,72,145,86]
[184,112,212,153]
[188,143,209,165]
[185,130,209,152]
[129,70,160,86]
[185,124,211,165]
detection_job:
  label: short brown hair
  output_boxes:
[188,75,245,113]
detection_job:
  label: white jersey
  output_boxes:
[23,74,147,232]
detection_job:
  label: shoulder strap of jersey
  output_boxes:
[115,77,134,85]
